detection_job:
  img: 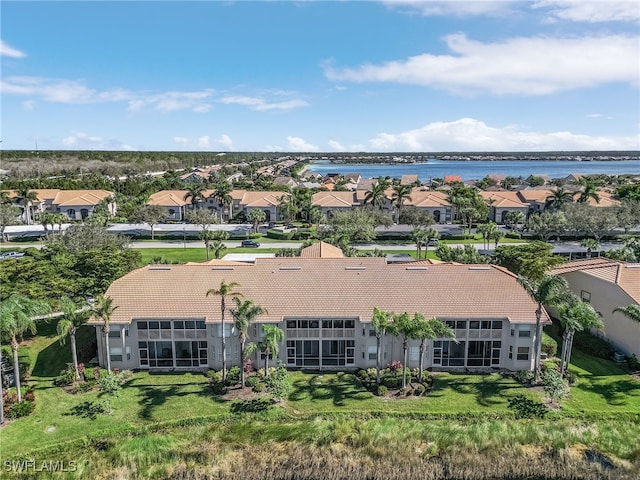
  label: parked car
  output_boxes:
[241,240,260,248]
[421,239,439,247]
[0,251,25,260]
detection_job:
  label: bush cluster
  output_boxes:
[264,367,291,399]
[541,369,570,401]
[98,370,132,397]
[355,367,432,396]
[573,331,614,359]
[514,370,534,386]
[2,387,36,420]
[541,333,558,357]
[508,394,547,419]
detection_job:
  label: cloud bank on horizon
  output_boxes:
[1,1,638,152]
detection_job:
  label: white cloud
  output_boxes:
[22,100,36,111]
[365,117,640,151]
[0,40,26,58]
[61,131,106,148]
[533,1,640,23]
[325,33,639,96]
[219,95,309,111]
[1,76,214,112]
[173,134,234,150]
[287,136,319,152]
[383,0,516,17]
[328,140,346,151]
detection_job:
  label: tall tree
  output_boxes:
[248,209,266,233]
[364,180,389,210]
[495,241,565,282]
[199,229,216,260]
[391,184,412,223]
[525,212,567,242]
[0,294,51,402]
[504,211,526,232]
[15,188,38,225]
[0,204,21,242]
[423,227,440,259]
[56,296,91,379]
[183,184,206,210]
[413,314,455,382]
[575,181,600,204]
[518,275,570,382]
[129,204,166,240]
[558,296,603,375]
[389,312,416,389]
[371,307,393,386]
[210,179,233,222]
[206,280,242,382]
[252,324,284,377]
[545,188,574,211]
[613,305,640,323]
[411,227,427,259]
[92,295,118,374]
[230,297,267,388]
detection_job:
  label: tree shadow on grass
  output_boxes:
[574,378,640,406]
[128,371,219,419]
[64,401,105,420]
[440,373,520,407]
[230,398,274,414]
[287,373,372,407]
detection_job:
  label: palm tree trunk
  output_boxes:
[240,336,246,389]
[205,242,210,260]
[71,331,80,379]
[418,340,425,382]
[533,306,542,383]
[11,337,22,403]
[264,347,269,377]
[221,298,227,383]
[376,334,382,385]
[402,339,408,389]
[104,331,112,374]
[564,330,575,375]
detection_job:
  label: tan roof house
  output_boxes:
[404,188,452,223]
[312,191,362,217]
[400,174,419,186]
[552,258,640,357]
[480,191,529,224]
[52,190,115,221]
[148,190,191,221]
[89,251,547,372]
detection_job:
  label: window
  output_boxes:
[216,323,232,337]
[517,346,530,361]
[510,328,515,337]
[470,321,480,330]
[368,346,377,360]
[409,347,419,362]
[509,345,513,359]
[581,290,591,303]
[456,320,467,329]
[492,321,503,330]
[369,325,377,337]
[110,346,123,362]
[518,329,531,338]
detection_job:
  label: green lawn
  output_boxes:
[1,317,639,458]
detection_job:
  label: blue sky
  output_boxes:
[1,1,639,152]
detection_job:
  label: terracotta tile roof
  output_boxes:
[480,191,529,208]
[241,191,290,207]
[148,190,191,207]
[405,188,451,208]
[300,241,344,258]
[401,174,419,185]
[92,259,545,326]
[312,191,359,208]
[444,175,462,184]
[53,190,113,206]
[552,259,640,303]
[33,189,62,201]
[517,189,555,203]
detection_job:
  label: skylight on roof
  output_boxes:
[345,266,366,270]
[468,266,491,271]
[149,267,171,271]
[279,266,301,270]
[406,267,428,270]
[212,267,234,271]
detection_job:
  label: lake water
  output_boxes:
[307,159,639,182]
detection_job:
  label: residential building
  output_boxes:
[311,191,362,217]
[404,188,452,224]
[552,258,640,357]
[89,243,546,372]
[480,191,530,224]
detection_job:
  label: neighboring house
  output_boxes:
[52,190,116,220]
[400,174,419,186]
[148,190,192,221]
[404,188,452,223]
[479,191,530,224]
[232,190,290,222]
[564,173,585,184]
[516,189,555,214]
[89,243,546,372]
[552,258,640,357]
[273,177,299,188]
[444,175,462,184]
[311,191,362,217]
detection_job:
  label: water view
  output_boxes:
[308,159,640,182]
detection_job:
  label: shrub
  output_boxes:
[541,369,570,401]
[98,370,130,397]
[243,358,254,374]
[53,364,79,387]
[376,385,388,396]
[573,331,614,359]
[514,370,535,386]
[264,367,291,399]
[508,394,547,419]
[207,370,223,383]
[387,360,403,372]
[405,388,414,396]
[252,382,265,393]
[72,381,96,394]
[414,384,426,396]
[7,400,35,419]
[225,366,241,386]
[565,370,578,386]
[245,375,260,388]
[541,333,558,357]
[628,354,639,371]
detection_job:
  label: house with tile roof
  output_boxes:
[89,243,546,372]
[311,191,363,217]
[479,191,530,224]
[147,190,193,221]
[404,188,452,223]
[552,258,640,357]
[52,189,115,220]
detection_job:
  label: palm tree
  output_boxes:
[199,229,216,260]
[0,294,51,402]
[15,187,38,225]
[389,312,416,389]
[92,295,118,374]
[411,227,427,259]
[518,274,569,382]
[504,211,526,232]
[206,280,242,382]
[364,180,389,210]
[57,296,91,379]
[545,188,574,212]
[575,181,601,204]
[183,185,206,210]
[256,324,284,377]
[371,307,393,386]
[248,209,266,233]
[613,305,640,323]
[211,180,233,222]
[39,211,56,237]
[391,185,412,223]
[423,227,440,259]
[230,297,267,388]
[211,239,227,260]
[558,296,603,375]
[51,212,68,235]
[580,238,599,258]
[413,315,455,382]
[477,222,498,250]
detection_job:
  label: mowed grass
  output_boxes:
[2,318,639,458]
[136,247,282,264]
